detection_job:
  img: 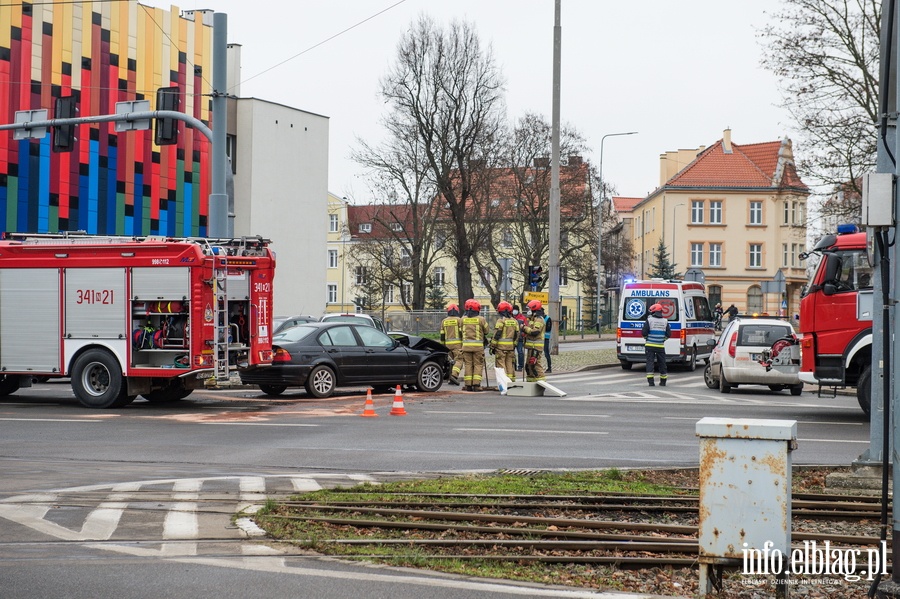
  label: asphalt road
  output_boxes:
[0,369,871,598]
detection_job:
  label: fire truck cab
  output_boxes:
[0,233,276,408]
[798,226,873,415]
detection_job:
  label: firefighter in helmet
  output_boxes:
[460,299,489,391]
[522,299,547,382]
[642,302,671,386]
[440,303,463,385]
[490,301,520,382]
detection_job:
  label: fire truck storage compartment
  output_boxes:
[65,269,127,339]
[0,269,60,372]
[130,267,191,368]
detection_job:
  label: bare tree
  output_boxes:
[378,15,506,306]
[759,0,880,204]
[353,123,444,310]
[473,113,596,308]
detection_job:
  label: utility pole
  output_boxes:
[549,0,562,356]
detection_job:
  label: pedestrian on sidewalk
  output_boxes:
[543,311,553,373]
[642,303,670,386]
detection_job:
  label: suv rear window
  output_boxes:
[737,324,792,346]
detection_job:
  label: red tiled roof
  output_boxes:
[611,196,642,213]
[666,139,808,191]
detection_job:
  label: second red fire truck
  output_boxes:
[797,225,873,415]
[0,233,276,408]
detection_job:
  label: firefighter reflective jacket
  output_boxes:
[642,314,670,348]
[461,315,488,351]
[523,314,546,351]
[492,317,519,350]
[440,316,463,349]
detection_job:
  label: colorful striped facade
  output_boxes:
[0,1,214,236]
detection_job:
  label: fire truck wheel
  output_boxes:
[305,365,336,398]
[857,366,871,417]
[72,349,129,408]
[259,384,286,396]
[620,361,633,370]
[0,374,20,397]
[790,384,804,396]
[416,361,444,392]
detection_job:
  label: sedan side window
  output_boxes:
[320,326,359,347]
[355,325,394,348]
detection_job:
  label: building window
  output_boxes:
[433,267,445,287]
[435,231,446,250]
[747,285,763,313]
[329,214,339,233]
[355,266,367,285]
[359,223,372,233]
[707,284,722,308]
[328,249,338,268]
[690,243,703,267]
[401,282,412,304]
[709,243,722,267]
[390,222,403,232]
[560,266,569,286]
[792,243,804,267]
[709,201,722,224]
[401,248,411,268]
[480,268,492,287]
[749,243,762,268]
[501,229,513,248]
[783,201,790,225]
[750,201,762,225]
[384,285,395,304]
[691,200,704,224]
[326,284,337,304]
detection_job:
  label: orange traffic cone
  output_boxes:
[389,385,407,416]
[360,388,378,417]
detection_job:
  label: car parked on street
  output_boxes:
[272,315,318,335]
[704,316,803,395]
[240,322,448,398]
[320,312,386,333]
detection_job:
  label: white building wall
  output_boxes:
[231,98,329,316]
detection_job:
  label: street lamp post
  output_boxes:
[596,131,637,331]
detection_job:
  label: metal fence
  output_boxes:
[366,311,608,338]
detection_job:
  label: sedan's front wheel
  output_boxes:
[259,384,287,396]
[305,365,336,398]
[416,361,443,392]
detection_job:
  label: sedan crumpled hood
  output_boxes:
[391,333,449,354]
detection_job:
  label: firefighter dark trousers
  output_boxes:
[645,345,667,385]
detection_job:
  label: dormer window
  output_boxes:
[359,223,372,233]
[390,222,403,232]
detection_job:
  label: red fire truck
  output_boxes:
[798,225,873,415]
[0,233,276,408]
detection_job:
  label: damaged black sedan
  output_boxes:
[240,322,449,398]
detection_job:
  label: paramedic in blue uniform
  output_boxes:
[642,302,671,386]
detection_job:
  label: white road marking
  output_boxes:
[424,410,495,414]
[200,422,320,427]
[0,418,101,423]
[290,478,323,492]
[537,413,610,418]
[163,479,200,555]
[456,428,607,435]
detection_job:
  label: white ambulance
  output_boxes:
[616,279,716,371]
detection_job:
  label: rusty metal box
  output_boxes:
[695,417,797,559]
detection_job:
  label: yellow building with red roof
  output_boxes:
[629,129,809,317]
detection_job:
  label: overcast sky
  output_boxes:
[166,0,790,202]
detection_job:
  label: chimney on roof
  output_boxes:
[567,155,582,166]
[722,128,733,154]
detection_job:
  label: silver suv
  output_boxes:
[320,312,386,333]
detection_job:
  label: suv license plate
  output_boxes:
[626,345,643,352]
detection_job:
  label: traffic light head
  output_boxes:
[52,96,77,152]
[155,86,181,146]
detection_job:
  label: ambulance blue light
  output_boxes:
[836,224,859,235]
